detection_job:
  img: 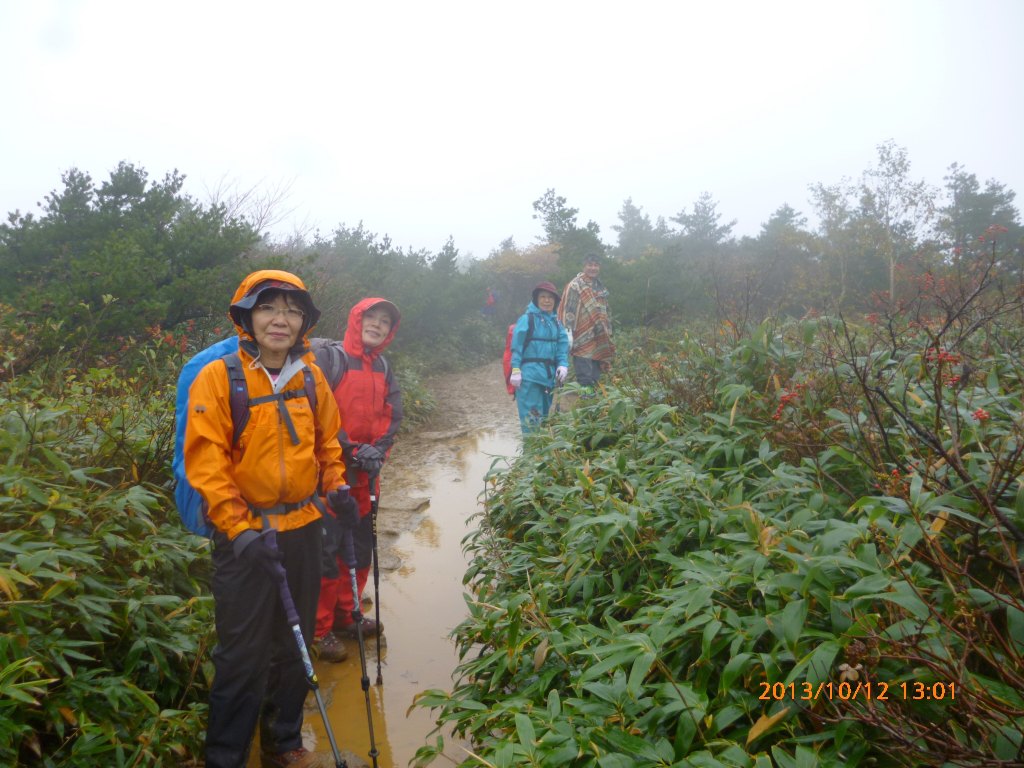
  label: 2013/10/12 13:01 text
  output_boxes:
[759,681,956,701]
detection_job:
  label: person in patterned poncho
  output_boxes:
[558,253,614,392]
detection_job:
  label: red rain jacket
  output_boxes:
[310,298,403,492]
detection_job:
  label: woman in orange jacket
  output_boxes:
[184,270,357,768]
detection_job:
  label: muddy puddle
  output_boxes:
[248,361,522,768]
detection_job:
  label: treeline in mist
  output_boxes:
[2,141,1020,378]
[494,140,1022,330]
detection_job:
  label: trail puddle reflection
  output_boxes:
[250,427,520,767]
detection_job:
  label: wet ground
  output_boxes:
[249,360,522,768]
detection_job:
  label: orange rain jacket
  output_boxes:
[183,270,348,541]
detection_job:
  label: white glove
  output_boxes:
[510,371,522,389]
[556,366,568,383]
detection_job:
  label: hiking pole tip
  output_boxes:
[342,526,380,768]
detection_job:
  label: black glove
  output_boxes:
[358,458,383,476]
[327,487,361,530]
[320,518,341,580]
[354,444,385,475]
[239,537,285,583]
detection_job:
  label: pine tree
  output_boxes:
[432,235,460,276]
[611,197,672,261]
[671,192,736,256]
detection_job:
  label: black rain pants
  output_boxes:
[573,355,602,387]
[204,522,322,768]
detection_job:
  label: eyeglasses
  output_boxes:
[253,304,306,322]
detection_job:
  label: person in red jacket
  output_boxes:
[308,298,402,662]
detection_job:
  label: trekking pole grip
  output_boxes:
[340,523,358,572]
[264,530,301,627]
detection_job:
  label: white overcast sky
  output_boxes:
[2,0,1022,258]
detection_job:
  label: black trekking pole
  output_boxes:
[263,527,347,768]
[369,471,384,686]
[340,522,380,768]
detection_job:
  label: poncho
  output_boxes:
[558,272,614,361]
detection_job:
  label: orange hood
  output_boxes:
[228,269,320,355]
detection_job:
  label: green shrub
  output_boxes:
[394,366,437,432]
[0,354,212,767]
[0,163,272,374]
[413,258,1024,767]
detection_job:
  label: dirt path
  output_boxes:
[385,359,520,468]
[265,360,522,768]
[373,359,519,545]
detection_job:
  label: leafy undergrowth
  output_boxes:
[413,260,1024,768]
[0,352,213,767]
[395,366,438,433]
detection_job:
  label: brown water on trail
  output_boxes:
[248,361,522,768]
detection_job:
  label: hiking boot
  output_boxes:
[311,631,348,663]
[260,746,323,768]
[335,616,382,639]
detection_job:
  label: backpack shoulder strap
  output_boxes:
[315,343,351,391]
[302,364,318,416]
[521,313,536,356]
[339,347,354,382]
[223,353,250,447]
[378,353,391,383]
[224,349,322,450]
[240,359,320,447]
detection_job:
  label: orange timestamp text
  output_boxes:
[759,681,957,702]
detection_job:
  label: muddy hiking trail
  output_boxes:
[248,360,523,768]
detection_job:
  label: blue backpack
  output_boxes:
[172,337,319,536]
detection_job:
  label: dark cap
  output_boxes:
[583,252,601,265]
[229,279,321,335]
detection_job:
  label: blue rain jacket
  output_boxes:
[510,302,570,387]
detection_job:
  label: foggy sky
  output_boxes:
[2,0,1022,259]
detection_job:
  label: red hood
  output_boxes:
[343,297,400,359]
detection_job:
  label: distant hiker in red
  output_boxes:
[481,287,498,316]
[307,299,402,663]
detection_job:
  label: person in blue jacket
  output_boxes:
[509,281,570,433]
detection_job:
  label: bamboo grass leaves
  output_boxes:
[416,314,1024,767]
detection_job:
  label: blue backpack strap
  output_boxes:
[222,353,251,447]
